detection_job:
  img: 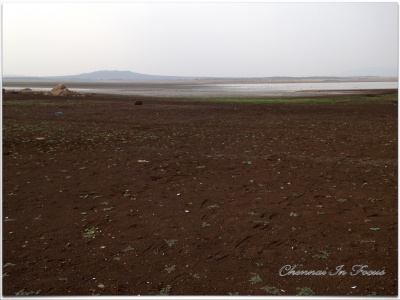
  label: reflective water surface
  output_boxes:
[4,81,398,98]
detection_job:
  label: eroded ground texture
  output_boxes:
[2,92,397,296]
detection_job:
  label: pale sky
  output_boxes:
[2,2,399,77]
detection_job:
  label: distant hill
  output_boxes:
[2,70,190,81]
[3,70,397,82]
[58,70,194,81]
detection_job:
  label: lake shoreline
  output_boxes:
[2,79,398,98]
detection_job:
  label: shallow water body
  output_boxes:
[3,81,398,98]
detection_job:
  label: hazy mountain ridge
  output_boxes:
[3,70,190,81]
[3,70,398,82]
[57,70,187,81]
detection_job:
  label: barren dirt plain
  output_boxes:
[2,90,398,296]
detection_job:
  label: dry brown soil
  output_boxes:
[2,92,398,296]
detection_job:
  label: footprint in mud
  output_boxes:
[235,235,252,249]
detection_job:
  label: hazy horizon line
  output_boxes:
[3,69,398,79]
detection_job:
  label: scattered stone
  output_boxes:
[46,83,84,97]
[122,245,135,252]
[134,100,143,105]
[47,84,74,96]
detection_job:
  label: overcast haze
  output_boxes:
[3,2,399,78]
